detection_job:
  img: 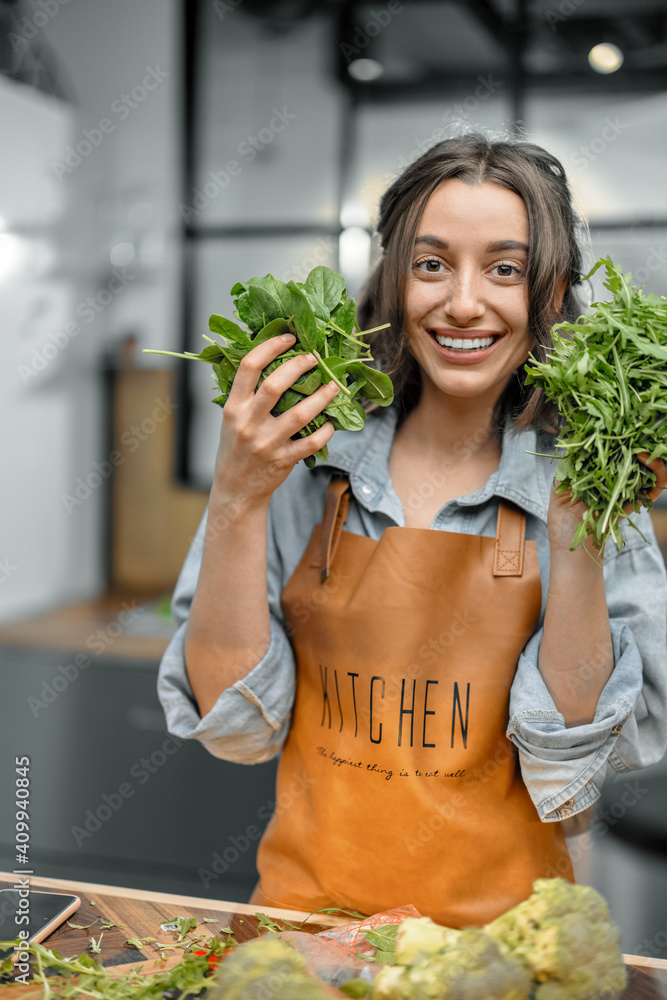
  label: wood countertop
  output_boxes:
[0,595,174,661]
[1,873,666,997]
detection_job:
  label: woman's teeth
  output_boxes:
[434,334,495,350]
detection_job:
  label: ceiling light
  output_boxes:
[588,43,624,74]
[348,59,384,82]
[110,232,135,267]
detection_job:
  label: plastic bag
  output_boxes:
[276,931,378,988]
[316,904,423,960]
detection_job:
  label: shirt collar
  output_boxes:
[314,403,553,524]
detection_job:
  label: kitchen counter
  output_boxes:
[0,593,175,661]
[1,873,667,997]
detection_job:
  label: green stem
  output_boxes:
[358,322,391,335]
[312,351,350,394]
[142,349,211,362]
[33,947,52,1000]
[601,448,634,535]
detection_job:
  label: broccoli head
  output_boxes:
[207,934,342,999]
[373,927,531,1000]
[394,917,460,966]
[484,878,627,1000]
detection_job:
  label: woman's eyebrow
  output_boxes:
[486,239,529,254]
[414,236,529,254]
[414,235,447,249]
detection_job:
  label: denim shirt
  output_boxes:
[157,403,667,823]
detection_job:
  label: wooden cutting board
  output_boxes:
[1,876,666,997]
[0,876,336,995]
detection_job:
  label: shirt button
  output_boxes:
[361,485,372,496]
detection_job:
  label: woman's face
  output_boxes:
[404,178,532,405]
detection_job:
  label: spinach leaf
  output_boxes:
[144,265,393,466]
[287,282,325,352]
[208,313,252,347]
[304,265,346,312]
[253,317,292,345]
[324,397,367,432]
[346,361,395,405]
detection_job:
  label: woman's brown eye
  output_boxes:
[494,264,519,277]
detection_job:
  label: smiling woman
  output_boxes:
[157,130,667,929]
[358,134,584,428]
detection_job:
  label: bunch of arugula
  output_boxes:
[524,257,667,556]
[145,266,393,467]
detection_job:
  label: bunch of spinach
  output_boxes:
[524,257,667,556]
[145,266,393,467]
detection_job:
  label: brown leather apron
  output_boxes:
[251,477,573,926]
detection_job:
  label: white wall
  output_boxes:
[0,0,181,622]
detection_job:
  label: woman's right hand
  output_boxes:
[212,332,340,507]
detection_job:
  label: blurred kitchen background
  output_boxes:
[1,0,667,957]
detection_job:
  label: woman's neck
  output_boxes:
[397,379,504,461]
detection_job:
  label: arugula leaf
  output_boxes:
[89,933,103,954]
[255,912,301,933]
[175,915,198,942]
[1,931,232,998]
[363,923,400,964]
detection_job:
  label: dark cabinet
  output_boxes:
[0,644,278,902]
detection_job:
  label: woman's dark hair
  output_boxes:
[356,131,586,434]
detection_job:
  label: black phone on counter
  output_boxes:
[0,888,81,964]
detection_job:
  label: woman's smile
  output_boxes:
[427,329,503,364]
[405,178,531,400]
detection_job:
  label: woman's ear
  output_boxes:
[553,278,567,315]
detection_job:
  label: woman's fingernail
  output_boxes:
[328,380,338,390]
[281,333,295,342]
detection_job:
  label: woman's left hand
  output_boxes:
[547,452,667,558]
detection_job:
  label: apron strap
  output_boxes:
[493,503,526,577]
[315,483,526,580]
[318,477,351,582]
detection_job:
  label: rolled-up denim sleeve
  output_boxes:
[157,503,296,764]
[507,507,667,822]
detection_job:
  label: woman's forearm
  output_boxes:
[184,493,272,719]
[538,541,613,727]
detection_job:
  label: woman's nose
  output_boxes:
[442,273,485,325]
